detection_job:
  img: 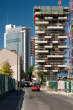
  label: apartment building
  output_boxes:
[34,6,69,80]
[4,24,31,73]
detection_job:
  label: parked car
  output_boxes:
[32,83,40,91]
[20,80,32,87]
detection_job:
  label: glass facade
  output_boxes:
[4,25,30,73]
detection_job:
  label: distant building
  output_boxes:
[4,24,31,73]
[34,6,69,80]
[0,48,21,81]
[30,37,35,66]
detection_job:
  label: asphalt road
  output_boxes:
[21,88,73,110]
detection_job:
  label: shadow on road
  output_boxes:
[0,89,24,110]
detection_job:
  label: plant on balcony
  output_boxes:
[28,66,34,81]
[37,70,44,83]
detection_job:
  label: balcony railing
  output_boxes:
[58,45,67,48]
[47,55,64,58]
[47,26,64,29]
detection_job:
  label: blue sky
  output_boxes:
[0,0,69,49]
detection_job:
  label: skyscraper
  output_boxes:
[4,24,31,73]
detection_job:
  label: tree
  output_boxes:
[0,61,13,77]
[28,66,34,81]
[37,70,44,82]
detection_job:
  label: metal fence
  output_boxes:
[48,81,72,93]
[0,74,15,95]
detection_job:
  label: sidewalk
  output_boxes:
[40,87,73,97]
[0,89,24,110]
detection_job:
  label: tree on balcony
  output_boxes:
[37,70,44,83]
[28,66,34,81]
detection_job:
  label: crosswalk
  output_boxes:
[25,91,55,97]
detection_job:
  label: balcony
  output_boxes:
[36,50,48,53]
[35,21,49,25]
[58,65,67,67]
[35,46,38,49]
[58,36,67,39]
[45,65,52,67]
[41,70,48,72]
[35,40,47,43]
[45,17,53,20]
[35,12,41,15]
[52,70,58,72]
[35,31,45,34]
[52,41,58,43]
[45,45,53,48]
[44,36,52,39]
[58,45,67,48]
[58,17,67,20]
[47,55,64,58]
[36,60,45,63]
[47,26,63,29]
[35,17,39,20]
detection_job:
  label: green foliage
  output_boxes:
[37,70,44,77]
[0,62,13,77]
[37,70,44,82]
[28,66,34,81]
[28,66,34,73]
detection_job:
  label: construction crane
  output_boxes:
[69,0,73,76]
[58,0,61,7]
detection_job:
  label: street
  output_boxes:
[21,88,73,110]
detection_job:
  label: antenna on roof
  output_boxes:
[58,0,61,7]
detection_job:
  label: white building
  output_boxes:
[4,24,31,73]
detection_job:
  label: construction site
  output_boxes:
[34,0,69,80]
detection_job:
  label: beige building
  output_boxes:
[0,48,21,81]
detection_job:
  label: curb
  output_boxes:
[41,89,73,97]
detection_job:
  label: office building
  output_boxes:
[4,24,31,73]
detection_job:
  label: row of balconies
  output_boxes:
[35,54,64,58]
[35,44,67,49]
[39,69,58,72]
[35,40,66,43]
[35,30,66,35]
[35,13,67,20]
[34,36,67,40]
[35,26,64,31]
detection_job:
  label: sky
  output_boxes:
[0,0,69,49]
